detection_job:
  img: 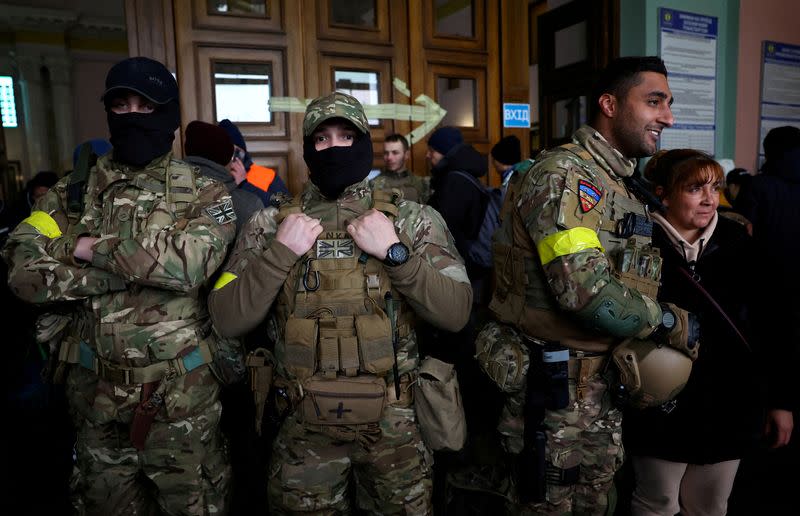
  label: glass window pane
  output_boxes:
[334,70,380,126]
[331,0,376,27]
[207,0,267,17]
[554,21,587,68]
[1,76,18,128]
[435,0,474,38]
[437,77,476,127]
[214,62,272,123]
[552,96,587,139]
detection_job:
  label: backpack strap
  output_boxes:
[166,160,197,219]
[558,142,594,162]
[276,195,303,223]
[67,142,96,224]
[371,188,400,220]
[450,170,488,196]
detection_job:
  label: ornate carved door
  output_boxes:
[127,0,503,193]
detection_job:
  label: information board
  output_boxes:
[658,8,718,155]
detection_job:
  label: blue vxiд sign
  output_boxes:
[503,103,530,128]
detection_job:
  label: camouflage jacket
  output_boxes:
[370,169,431,204]
[208,178,471,378]
[2,153,236,370]
[489,125,661,352]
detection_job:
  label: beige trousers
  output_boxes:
[630,456,741,516]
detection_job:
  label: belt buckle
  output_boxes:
[101,362,130,385]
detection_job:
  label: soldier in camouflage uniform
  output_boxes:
[208,91,471,514]
[2,57,236,515]
[371,133,431,203]
[476,57,699,515]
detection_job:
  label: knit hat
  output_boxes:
[218,119,247,151]
[427,126,463,155]
[185,120,234,166]
[491,135,521,165]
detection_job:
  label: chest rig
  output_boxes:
[274,190,407,383]
[561,143,661,300]
[489,144,662,342]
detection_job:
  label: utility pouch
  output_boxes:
[301,375,386,425]
[283,317,318,380]
[355,312,394,374]
[414,356,467,451]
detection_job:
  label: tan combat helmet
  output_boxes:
[303,91,369,137]
[612,338,692,409]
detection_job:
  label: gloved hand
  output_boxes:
[653,303,700,361]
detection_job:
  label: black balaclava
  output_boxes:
[106,100,180,167]
[303,129,373,200]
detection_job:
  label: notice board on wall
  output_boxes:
[658,8,718,155]
[758,41,800,168]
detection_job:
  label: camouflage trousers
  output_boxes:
[267,404,434,514]
[513,374,624,516]
[67,367,231,515]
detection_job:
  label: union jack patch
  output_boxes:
[578,179,602,213]
[205,199,237,225]
[316,238,355,259]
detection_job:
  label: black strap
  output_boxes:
[68,142,95,215]
[677,266,752,353]
[450,170,489,196]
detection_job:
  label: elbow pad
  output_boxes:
[572,280,660,338]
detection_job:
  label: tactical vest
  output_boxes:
[272,189,412,424]
[490,144,661,351]
[56,159,220,384]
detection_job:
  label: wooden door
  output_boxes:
[537,0,618,150]
[128,0,502,194]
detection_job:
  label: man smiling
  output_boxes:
[478,56,699,515]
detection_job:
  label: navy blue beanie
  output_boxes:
[428,126,463,155]
[218,119,247,151]
[72,139,112,167]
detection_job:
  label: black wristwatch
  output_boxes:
[652,304,677,343]
[384,242,410,266]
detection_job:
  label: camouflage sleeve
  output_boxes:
[519,155,659,338]
[387,203,472,332]
[208,208,300,338]
[2,181,128,304]
[89,177,236,292]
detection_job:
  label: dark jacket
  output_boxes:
[623,216,763,464]
[735,148,800,410]
[185,156,264,233]
[427,142,489,287]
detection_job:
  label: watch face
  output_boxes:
[662,310,676,329]
[387,242,409,265]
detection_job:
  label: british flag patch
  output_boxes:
[205,199,237,225]
[316,238,355,259]
[578,179,602,213]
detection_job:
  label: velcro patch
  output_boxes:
[578,179,602,213]
[316,238,355,259]
[205,199,237,225]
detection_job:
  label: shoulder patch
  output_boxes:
[205,199,237,225]
[578,179,602,213]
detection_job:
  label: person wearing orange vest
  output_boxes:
[219,119,289,206]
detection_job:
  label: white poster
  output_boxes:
[758,41,800,167]
[658,8,718,155]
